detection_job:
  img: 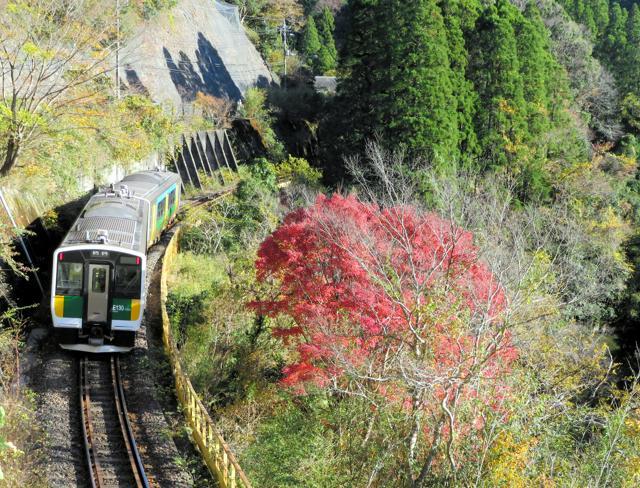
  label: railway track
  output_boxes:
[79,355,150,488]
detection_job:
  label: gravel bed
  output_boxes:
[28,344,87,487]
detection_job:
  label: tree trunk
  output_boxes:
[0,136,20,176]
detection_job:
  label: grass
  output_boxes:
[0,323,46,487]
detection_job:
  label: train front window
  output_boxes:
[91,267,107,293]
[114,256,142,298]
[56,262,83,295]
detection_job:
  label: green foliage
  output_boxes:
[242,397,349,487]
[226,0,304,77]
[0,0,118,176]
[387,0,460,166]
[167,167,286,409]
[301,16,322,66]
[622,92,640,133]
[330,0,583,199]
[138,0,178,19]
[337,0,461,166]
[0,312,45,486]
[239,88,285,160]
[469,1,526,169]
[119,95,175,149]
[440,0,479,160]
[276,155,322,187]
[314,7,338,73]
[247,158,279,191]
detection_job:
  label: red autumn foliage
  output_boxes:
[251,194,517,412]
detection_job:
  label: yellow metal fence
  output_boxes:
[160,226,252,488]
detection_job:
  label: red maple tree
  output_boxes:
[252,194,518,476]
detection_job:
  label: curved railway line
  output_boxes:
[79,355,150,488]
[27,187,239,487]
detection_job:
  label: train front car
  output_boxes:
[51,169,180,353]
[52,246,145,352]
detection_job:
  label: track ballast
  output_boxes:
[79,355,150,488]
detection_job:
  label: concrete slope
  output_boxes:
[120,0,273,109]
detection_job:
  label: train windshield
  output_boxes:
[114,255,142,298]
[56,261,83,296]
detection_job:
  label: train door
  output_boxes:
[87,264,110,323]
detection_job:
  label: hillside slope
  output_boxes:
[120,0,273,110]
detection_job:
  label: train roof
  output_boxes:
[59,170,180,253]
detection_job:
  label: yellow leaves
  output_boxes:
[502,135,519,155]
[621,418,640,487]
[555,161,592,184]
[617,154,637,175]
[587,206,631,252]
[624,417,640,437]
[532,101,549,118]
[21,41,38,56]
[21,41,54,60]
[22,164,47,179]
[5,2,25,15]
[522,249,555,296]
[590,206,624,231]
[486,431,536,487]
[622,457,640,488]
[498,98,516,115]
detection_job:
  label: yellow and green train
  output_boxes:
[51,169,181,353]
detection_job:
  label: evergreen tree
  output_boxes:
[335,0,464,167]
[597,2,628,73]
[385,0,459,164]
[441,0,479,160]
[513,5,561,199]
[623,3,640,96]
[334,0,390,157]
[315,7,338,73]
[316,7,338,61]
[301,15,322,70]
[468,0,527,170]
[316,45,335,73]
[591,0,610,35]
[517,6,553,140]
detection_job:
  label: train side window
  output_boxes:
[168,189,176,210]
[114,256,142,298]
[56,262,83,295]
[156,198,165,220]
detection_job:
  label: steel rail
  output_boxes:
[111,355,150,488]
[79,356,103,488]
[79,355,149,488]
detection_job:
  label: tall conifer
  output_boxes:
[385,0,459,164]
[624,3,640,95]
[468,0,526,169]
[441,0,479,160]
[597,3,628,73]
[301,15,322,70]
[336,0,390,153]
[316,7,338,64]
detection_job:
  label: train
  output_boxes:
[51,169,181,353]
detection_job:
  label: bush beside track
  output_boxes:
[161,224,252,488]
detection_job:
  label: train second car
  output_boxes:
[51,169,181,353]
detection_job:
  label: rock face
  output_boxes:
[120,0,273,110]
